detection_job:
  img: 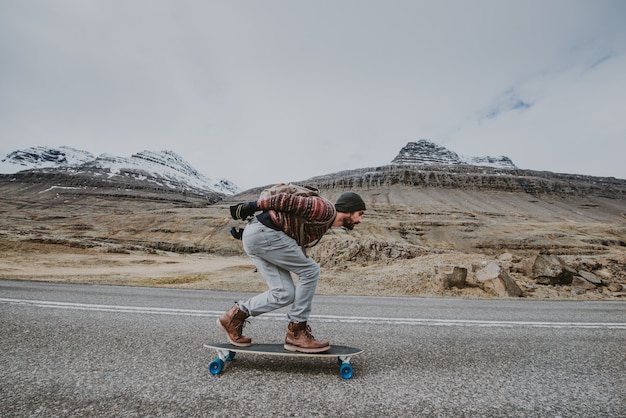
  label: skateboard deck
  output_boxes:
[205,343,363,379]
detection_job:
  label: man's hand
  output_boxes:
[230,202,257,220]
[230,227,244,240]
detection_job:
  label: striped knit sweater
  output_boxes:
[256,193,336,247]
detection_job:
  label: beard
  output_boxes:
[342,218,355,230]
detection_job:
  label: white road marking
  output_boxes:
[2,297,625,329]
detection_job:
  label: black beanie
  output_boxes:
[335,192,366,213]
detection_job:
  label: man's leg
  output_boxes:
[244,253,319,322]
[287,258,320,322]
[247,241,329,352]
[239,218,319,317]
[239,218,320,321]
[240,253,295,316]
[283,259,330,353]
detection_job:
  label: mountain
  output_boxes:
[0,146,239,198]
[234,139,622,200]
[391,139,517,169]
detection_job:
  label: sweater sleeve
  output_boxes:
[256,193,335,223]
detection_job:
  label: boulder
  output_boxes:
[578,270,602,286]
[513,257,535,276]
[531,255,577,285]
[475,262,523,297]
[442,266,467,289]
[571,276,597,294]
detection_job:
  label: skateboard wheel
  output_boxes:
[340,364,353,380]
[226,351,236,362]
[209,359,224,375]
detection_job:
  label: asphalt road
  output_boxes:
[1,280,625,417]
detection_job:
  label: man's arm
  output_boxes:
[257,193,335,222]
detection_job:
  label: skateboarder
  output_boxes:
[218,189,366,353]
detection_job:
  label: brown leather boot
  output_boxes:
[284,322,330,353]
[217,304,252,347]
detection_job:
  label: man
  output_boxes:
[218,189,366,353]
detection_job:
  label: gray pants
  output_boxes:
[238,217,320,323]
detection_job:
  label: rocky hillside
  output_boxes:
[302,164,625,198]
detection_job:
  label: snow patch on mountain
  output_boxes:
[1,146,239,195]
[460,155,517,169]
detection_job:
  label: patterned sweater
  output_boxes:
[256,193,336,247]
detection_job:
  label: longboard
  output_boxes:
[204,343,363,379]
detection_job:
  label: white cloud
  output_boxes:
[1,0,625,189]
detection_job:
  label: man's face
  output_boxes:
[342,210,365,230]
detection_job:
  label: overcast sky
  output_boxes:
[1,1,625,190]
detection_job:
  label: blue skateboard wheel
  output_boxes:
[209,359,224,375]
[340,363,353,379]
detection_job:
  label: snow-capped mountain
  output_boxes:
[391,140,517,169]
[0,146,95,170]
[1,146,239,195]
